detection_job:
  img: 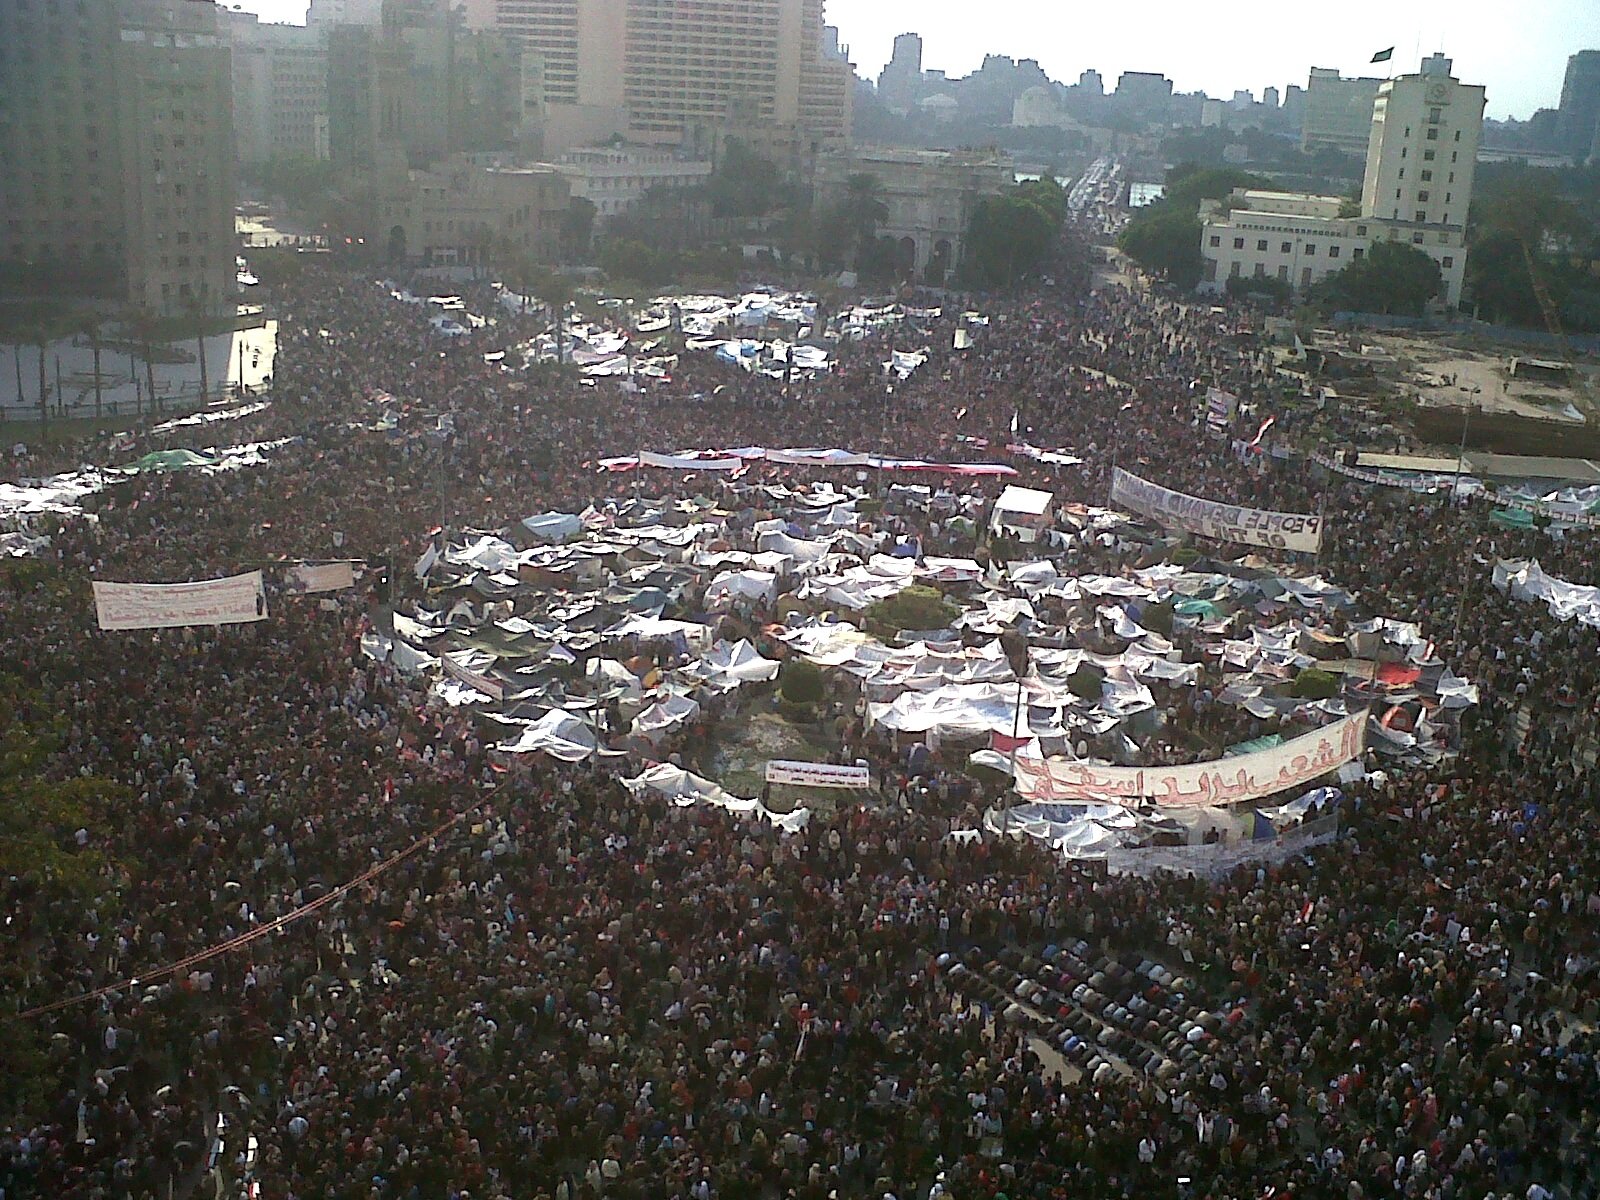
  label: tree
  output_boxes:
[1310,240,1442,316]
[963,193,1059,288]
[78,311,105,419]
[1119,208,1206,289]
[125,308,164,415]
[183,295,211,403]
[703,139,785,220]
[1471,173,1587,334]
[779,659,826,706]
[561,197,597,262]
[838,173,890,269]
[1118,165,1266,290]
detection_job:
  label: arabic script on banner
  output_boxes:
[92,571,268,631]
[1013,711,1365,807]
[766,760,873,789]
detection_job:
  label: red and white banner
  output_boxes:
[766,760,872,789]
[1111,468,1323,553]
[1013,712,1366,807]
[93,571,267,631]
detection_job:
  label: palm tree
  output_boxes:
[840,172,890,269]
[75,311,106,420]
[184,295,210,404]
[126,309,163,416]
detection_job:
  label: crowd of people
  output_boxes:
[1,223,1598,1200]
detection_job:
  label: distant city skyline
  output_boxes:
[226,0,1599,120]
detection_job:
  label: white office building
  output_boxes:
[1201,54,1484,309]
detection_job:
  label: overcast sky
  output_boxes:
[230,0,1599,120]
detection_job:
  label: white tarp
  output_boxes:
[1013,711,1367,807]
[622,764,810,832]
[522,511,582,543]
[496,708,599,761]
[287,561,355,594]
[766,760,872,789]
[93,571,267,631]
[1111,468,1323,553]
[634,694,701,738]
[1493,559,1600,630]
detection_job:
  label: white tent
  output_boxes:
[622,764,809,831]
[522,511,582,543]
[496,708,600,761]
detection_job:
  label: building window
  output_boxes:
[1454,130,1461,141]
[1412,231,1424,244]
[1415,211,1426,223]
[1208,235,1220,247]
[1280,241,1292,254]
[1229,261,1241,278]
[1398,168,1405,179]
[1256,239,1268,252]
[1356,225,1367,237]
[1233,237,1244,250]
[1254,263,1266,278]
[1329,245,1341,258]
[1424,149,1435,161]
[1426,128,1438,140]
[1442,256,1454,268]
[1418,190,1429,202]
[1420,170,1433,181]
[1304,244,1315,256]
[1353,247,1365,260]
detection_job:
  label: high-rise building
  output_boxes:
[0,0,236,313]
[1262,86,1280,109]
[1077,70,1104,97]
[307,0,385,26]
[1281,84,1306,126]
[877,32,923,110]
[1555,50,1600,159]
[1113,72,1173,122]
[1300,67,1383,155]
[327,2,529,171]
[1201,55,1484,308]
[225,12,329,168]
[492,0,852,152]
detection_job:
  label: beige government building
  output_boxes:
[1200,54,1484,309]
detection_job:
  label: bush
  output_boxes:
[864,585,959,634]
[1291,668,1339,700]
[780,659,826,706]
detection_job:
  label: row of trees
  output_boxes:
[0,299,216,425]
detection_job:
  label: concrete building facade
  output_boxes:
[1556,50,1600,160]
[553,145,712,224]
[1202,55,1484,309]
[877,32,923,111]
[814,146,1011,282]
[0,0,235,313]
[225,12,329,167]
[491,0,851,154]
[1300,67,1383,155]
[372,155,570,264]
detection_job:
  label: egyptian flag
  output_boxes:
[1371,47,1394,63]
[991,730,1032,754]
[1248,415,1276,450]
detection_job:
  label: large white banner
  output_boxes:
[93,571,267,631]
[1014,712,1365,807]
[766,760,872,789]
[1111,468,1323,553]
[287,561,355,594]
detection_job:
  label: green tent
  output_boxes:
[128,448,219,473]
[1489,508,1535,530]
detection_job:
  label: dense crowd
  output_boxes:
[1,230,1598,1200]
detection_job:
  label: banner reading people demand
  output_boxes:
[1013,712,1366,807]
[93,571,267,631]
[1111,468,1323,553]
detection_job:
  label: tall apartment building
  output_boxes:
[0,0,235,313]
[492,0,852,153]
[1556,50,1600,161]
[327,3,529,171]
[1300,67,1383,155]
[225,11,329,167]
[877,32,923,111]
[1202,55,1485,309]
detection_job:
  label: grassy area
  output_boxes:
[1,412,147,446]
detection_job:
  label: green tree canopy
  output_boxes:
[1117,165,1266,289]
[1309,240,1442,316]
[963,193,1060,289]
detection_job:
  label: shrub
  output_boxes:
[780,659,826,706]
[865,585,959,634]
[1291,668,1339,700]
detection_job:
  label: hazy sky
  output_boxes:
[231,0,1600,120]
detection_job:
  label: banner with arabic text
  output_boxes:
[1013,712,1365,807]
[93,571,267,631]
